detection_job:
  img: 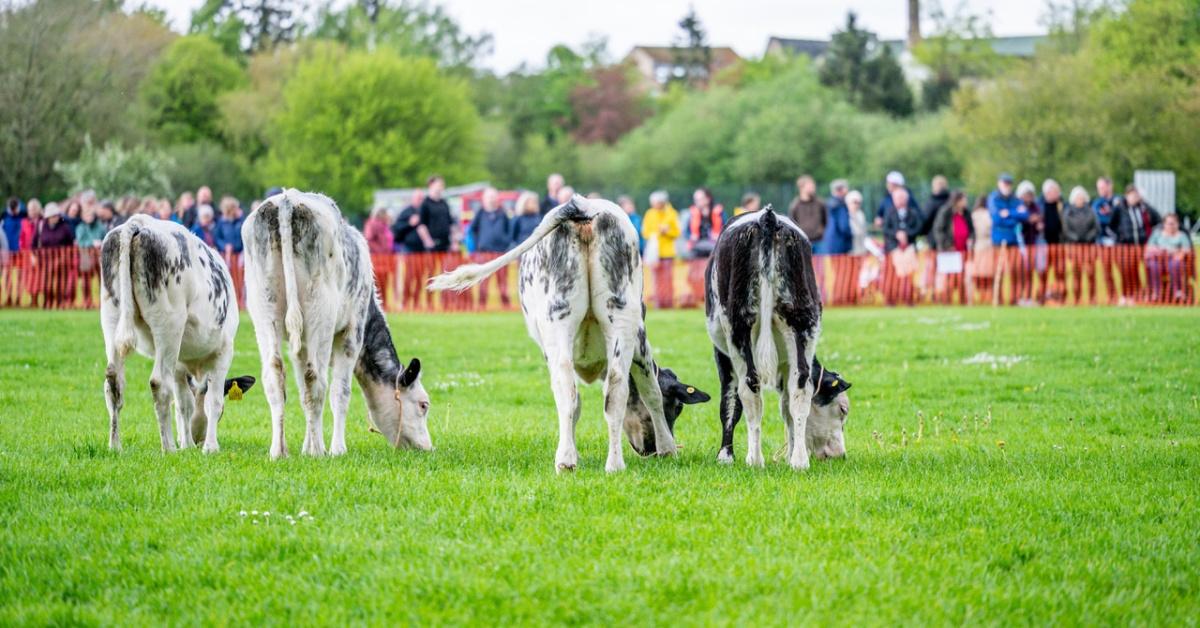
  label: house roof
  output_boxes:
[626,45,742,67]
[769,34,1045,59]
[766,37,830,58]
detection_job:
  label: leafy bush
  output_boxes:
[141,35,247,145]
[54,137,173,198]
[163,141,258,201]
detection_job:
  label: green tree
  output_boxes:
[263,49,485,211]
[54,136,174,198]
[914,3,1007,110]
[188,0,299,58]
[0,0,174,197]
[310,0,493,68]
[820,12,914,117]
[672,6,712,88]
[141,36,247,145]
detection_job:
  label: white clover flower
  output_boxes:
[239,511,247,517]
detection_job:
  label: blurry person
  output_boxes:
[1062,186,1100,304]
[394,190,428,310]
[555,185,575,205]
[1038,179,1066,301]
[876,171,913,226]
[1015,180,1040,304]
[193,186,213,226]
[3,197,24,252]
[62,199,83,230]
[931,191,972,304]
[155,199,176,222]
[191,204,218,248]
[920,175,950,246]
[541,173,564,215]
[1114,184,1161,303]
[214,197,245,258]
[617,195,643,253]
[734,192,761,216]
[75,204,103,307]
[467,187,513,308]
[889,230,918,305]
[988,173,1028,305]
[846,191,867,255]
[685,188,723,307]
[1144,213,1191,302]
[970,194,995,302]
[393,191,426,253]
[882,187,923,305]
[33,203,75,309]
[1,197,24,305]
[176,191,197,228]
[821,185,853,255]
[510,191,543,245]
[641,190,680,309]
[1092,176,1121,303]
[788,175,825,242]
[363,206,395,307]
[419,175,452,252]
[97,201,123,230]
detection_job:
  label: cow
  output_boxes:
[242,189,430,459]
[99,215,256,453]
[429,196,710,473]
[704,208,852,470]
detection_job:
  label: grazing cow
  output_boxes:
[100,215,256,453]
[430,196,710,473]
[242,190,430,459]
[705,209,852,469]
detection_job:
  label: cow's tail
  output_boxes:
[428,195,590,292]
[113,225,137,357]
[278,190,304,350]
[754,208,779,390]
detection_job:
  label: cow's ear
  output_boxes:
[397,358,421,388]
[819,370,851,396]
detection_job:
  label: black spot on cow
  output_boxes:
[544,227,579,296]
[202,247,230,326]
[132,229,191,302]
[356,298,402,384]
[172,232,192,269]
[595,213,633,305]
[100,234,121,304]
[547,297,570,321]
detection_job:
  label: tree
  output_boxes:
[0,0,174,197]
[672,6,712,88]
[569,65,650,144]
[263,49,485,211]
[310,0,493,68]
[54,137,174,198]
[820,12,914,117]
[141,36,247,145]
[188,0,298,57]
[913,2,1007,111]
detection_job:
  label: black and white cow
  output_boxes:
[242,190,430,459]
[705,209,852,470]
[430,196,709,473]
[100,215,256,453]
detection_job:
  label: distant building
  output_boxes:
[623,45,743,92]
[764,34,1044,61]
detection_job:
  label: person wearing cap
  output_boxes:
[876,171,916,226]
[987,173,1029,304]
[33,202,76,309]
[881,188,923,305]
[641,190,680,309]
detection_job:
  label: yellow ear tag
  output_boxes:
[686,387,695,393]
[228,382,243,401]
[831,381,839,387]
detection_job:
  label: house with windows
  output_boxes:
[623,45,743,92]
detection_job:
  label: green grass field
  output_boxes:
[1,307,1197,625]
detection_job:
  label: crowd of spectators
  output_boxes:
[3,169,1195,310]
[2,186,255,308]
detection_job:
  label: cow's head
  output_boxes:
[626,367,710,456]
[806,358,851,460]
[373,358,432,450]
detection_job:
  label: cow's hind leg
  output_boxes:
[200,342,235,454]
[328,329,361,456]
[104,352,126,451]
[543,333,580,473]
[294,324,333,457]
[148,324,185,453]
[173,370,196,449]
[714,348,742,464]
[783,328,815,471]
[255,321,289,459]
[601,335,636,473]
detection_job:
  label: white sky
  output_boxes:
[151,0,1049,72]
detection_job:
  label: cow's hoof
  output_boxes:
[746,453,765,468]
[329,444,347,457]
[789,458,811,471]
[605,459,626,473]
[203,443,220,455]
[555,463,576,473]
[270,446,287,460]
[716,450,734,465]
[655,445,678,458]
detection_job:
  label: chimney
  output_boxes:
[907,0,922,48]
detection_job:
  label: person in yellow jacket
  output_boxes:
[733,192,762,216]
[641,190,680,308]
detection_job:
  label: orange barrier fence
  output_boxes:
[1,245,1195,311]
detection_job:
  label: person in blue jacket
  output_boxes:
[213,197,245,257]
[820,180,853,255]
[987,173,1028,246]
[468,187,513,307]
[617,195,644,253]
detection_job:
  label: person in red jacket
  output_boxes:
[685,188,724,307]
